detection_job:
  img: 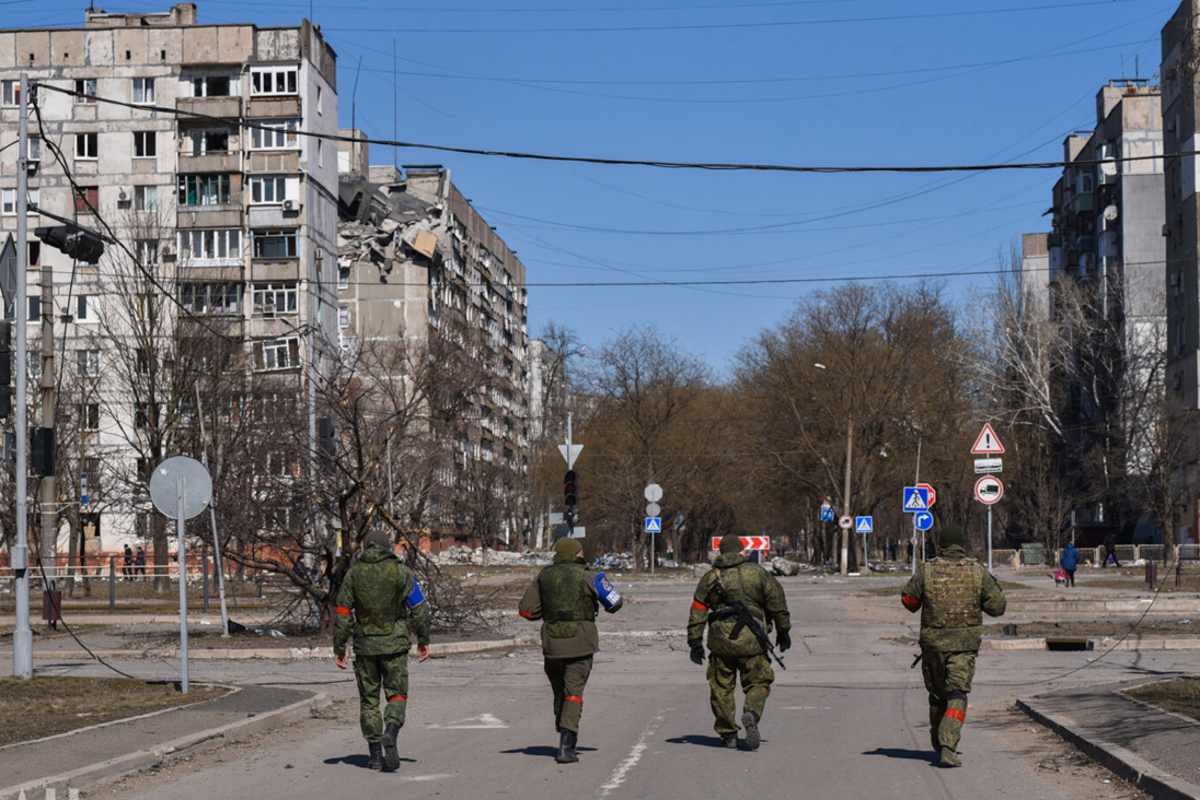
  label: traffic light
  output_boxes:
[32,426,54,476]
[0,320,10,418]
[34,225,105,264]
[564,469,578,506]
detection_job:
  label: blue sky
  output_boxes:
[11,0,1175,373]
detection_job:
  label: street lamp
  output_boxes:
[814,363,852,576]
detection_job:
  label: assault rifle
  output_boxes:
[711,575,786,670]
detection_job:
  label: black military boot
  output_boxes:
[741,711,761,751]
[381,722,402,771]
[720,733,738,749]
[367,742,384,771]
[556,730,579,764]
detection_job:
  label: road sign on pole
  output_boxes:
[914,511,933,531]
[916,483,936,507]
[838,515,853,530]
[820,507,835,522]
[971,423,1005,455]
[974,457,1003,473]
[558,443,583,469]
[644,483,663,502]
[645,517,662,533]
[646,502,661,517]
[903,487,929,512]
[711,536,770,551]
[855,516,873,533]
[974,476,1003,505]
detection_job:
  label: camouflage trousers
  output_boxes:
[707,653,774,735]
[354,652,409,743]
[545,655,593,734]
[920,649,976,752]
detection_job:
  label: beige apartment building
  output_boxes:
[0,3,339,554]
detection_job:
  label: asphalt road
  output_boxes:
[44,575,1198,800]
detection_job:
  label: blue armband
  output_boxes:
[406,581,427,609]
[595,572,622,611]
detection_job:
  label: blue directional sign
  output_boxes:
[820,507,835,522]
[914,511,934,531]
[645,517,662,533]
[855,516,873,533]
[903,486,930,512]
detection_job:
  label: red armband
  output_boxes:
[335,606,352,616]
[691,600,708,612]
[519,609,534,620]
[901,594,921,612]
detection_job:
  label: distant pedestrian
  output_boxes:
[135,546,146,577]
[1060,542,1078,587]
[1103,533,1120,568]
[122,544,134,580]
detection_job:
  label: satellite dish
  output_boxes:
[1103,205,1119,222]
[149,456,212,520]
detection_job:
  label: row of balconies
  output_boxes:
[175,95,301,121]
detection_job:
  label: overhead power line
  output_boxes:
[39,82,1179,176]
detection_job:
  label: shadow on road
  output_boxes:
[498,745,597,758]
[323,754,418,768]
[863,747,939,764]
[665,735,728,748]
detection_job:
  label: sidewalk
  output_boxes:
[1020,680,1200,800]
[0,685,332,800]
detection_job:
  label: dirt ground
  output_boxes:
[1125,676,1200,722]
[0,677,228,746]
[981,702,1152,800]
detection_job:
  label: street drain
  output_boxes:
[1044,637,1093,651]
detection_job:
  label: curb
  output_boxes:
[1016,698,1200,800]
[0,692,332,800]
[982,638,1200,651]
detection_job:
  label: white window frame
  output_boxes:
[2,188,38,215]
[135,239,159,266]
[27,135,40,163]
[191,75,234,98]
[252,229,299,259]
[253,282,298,317]
[133,130,156,159]
[185,129,231,156]
[249,175,296,204]
[250,66,298,97]
[75,132,98,160]
[338,265,350,290]
[338,306,350,328]
[251,119,299,150]
[80,402,100,432]
[134,185,158,211]
[178,229,242,266]
[180,282,241,315]
[77,349,100,377]
[132,77,155,105]
[76,294,96,322]
[253,337,301,371]
[74,78,97,103]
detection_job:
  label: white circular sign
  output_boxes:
[646,502,661,517]
[974,476,1004,505]
[838,515,853,530]
[149,456,213,520]
[644,483,663,503]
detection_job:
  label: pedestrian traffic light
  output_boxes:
[564,469,578,506]
[34,224,105,264]
[0,320,10,419]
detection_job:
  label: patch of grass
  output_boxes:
[1126,676,1200,722]
[0,677,226,746]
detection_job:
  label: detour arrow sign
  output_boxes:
[711,536,771,551]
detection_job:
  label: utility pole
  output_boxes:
[39,217,56,600]
[840,407,853,577]
[12,73,31,678]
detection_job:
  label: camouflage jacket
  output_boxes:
[687,554,791,658]
[519,554,603,659]
[333,542,431,657]
[901,544,1006,652]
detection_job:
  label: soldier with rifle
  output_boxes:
[688,534,792,750]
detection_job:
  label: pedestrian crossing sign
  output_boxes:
[903,486,929,512]
[855,516,873,533]
[645,517,661,533]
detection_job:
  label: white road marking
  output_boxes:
[595,708,672,799]
[400,773,453,782]
[428,713,508,729]
[779,706,832,710]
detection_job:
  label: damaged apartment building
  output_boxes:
[336,133,530,551]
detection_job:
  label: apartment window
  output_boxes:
[27,136,40,162]
[317,139,323,167]
[250,66,298,96]
[73,186,98,214]
[74,79,97,102]
[252,229,298,259]
[27,296,39,322]
[2,188,38,215]
[135,402,159,430]
[338,265,350,290]
[136,347,154,375]
[192,75,231,97]
[79,403,100,431]
[250,175,292,204]
[132,77,155,105]
[179,229,241,263]
[253,337,300,371]
[76,349,100,378]
[186,129,230,155]
[75,132,98,160]
[136,294,156,321]
[338,306,350,328]
[0,80,30,106]
[253,282,297,317]
[180,282,240,315]
[251,119,298,150]
[134,185,158,211]
[133,131,156,158]
[77,295,94,322]
[27,241,39,268]
[135,239,159,266]
[316,85,322,115]
[177,173,232,206]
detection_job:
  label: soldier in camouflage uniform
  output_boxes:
[901,524,1006,767]
[334,530,431,772]
[688,534,791,751]
[519,537,622,764]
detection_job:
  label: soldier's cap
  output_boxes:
[719,534,744,554]
[555,537,583,559]
[938,524,965,550]
[364,530,391,550]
